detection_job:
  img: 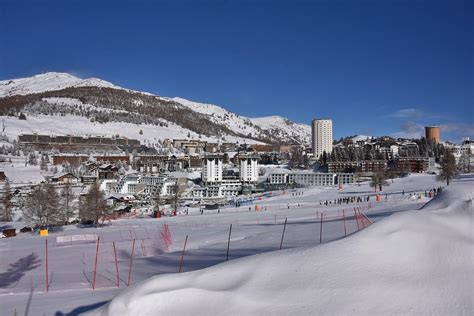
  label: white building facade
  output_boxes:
[113,173,177,198]
[239,155,259,183]
[202,155,223,184]
[269,171,354,186]
[312,119,333,158]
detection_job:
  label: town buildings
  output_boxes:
[269,170,354,186]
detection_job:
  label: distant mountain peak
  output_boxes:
[0,72,122,97]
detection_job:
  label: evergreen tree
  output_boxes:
[28,152,37,166]
[458,152,472,173]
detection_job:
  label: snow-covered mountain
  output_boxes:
[0,72,311,145]
[172,97,311,144]
[0,72,124,98]
[250,115,312,145]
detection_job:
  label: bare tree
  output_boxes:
[370,171,389,192]
[23,184,63,228]
[1,180,13,222]
[385,170,393,183]
[61,182,75,224]
[438,153,458,185]
[171,182,184,213]
[152,184,162,213]
[79,183,109,226]
[288,147,304,169]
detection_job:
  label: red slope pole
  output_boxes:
[226,224,232,261]
[45,239,49,293]
[343,209,347,237]
[319,213,324,244]
[178,235,188,273]
[127,239,136,287]
[92,237,100,290]
[113,242,120,288]
[279,218,288,250]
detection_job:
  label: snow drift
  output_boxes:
[92,176,474,315]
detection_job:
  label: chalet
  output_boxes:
[96,164,119,180]
[51,173,78,184]
[105,194,127,206]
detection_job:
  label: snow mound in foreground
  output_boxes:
[92,177,474,316]
[421,174,474,214]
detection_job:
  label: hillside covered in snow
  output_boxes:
[0,73,311,145]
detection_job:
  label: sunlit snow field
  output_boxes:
[2,174,472,315]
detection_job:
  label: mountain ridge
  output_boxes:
[0,72,311,145]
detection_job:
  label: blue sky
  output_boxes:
[1,0,472,142]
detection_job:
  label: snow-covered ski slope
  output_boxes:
[3,174,472,315]
[94,174,473,316]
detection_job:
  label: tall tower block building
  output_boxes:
[425,126,440,144]
[201,155,223,184]
[239,154,259,184]
[312,119,333,158]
